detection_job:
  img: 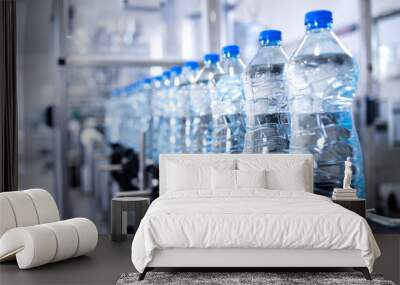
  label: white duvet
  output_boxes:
[131,190,380,273]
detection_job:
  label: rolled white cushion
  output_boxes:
[24,189,60,224]
[0,189,60,238]
[0,191,39,227]
[0,196,17,237]
[65,218,98,257]
[0,218,98,269]
[42,221,79,262]
[0,226,57,269]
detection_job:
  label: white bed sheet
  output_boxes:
[131,190,380,273]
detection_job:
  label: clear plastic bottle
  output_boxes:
[157,70,172,155]
[168,66,184,153]
[212,45,246,153]
[287,10,365,197]
[142,78,153,160]
[190,53,224,153]
[120,83,140,150]
[178,61,200,153]
[242,30,290,153]
[149,76,164,162]
[105,88,122,144]
[138,79,152,135]
[116,86,129,147]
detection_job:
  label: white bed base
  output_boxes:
[148,248,366,268]
[140,154,371,281]
[142,248,370,280]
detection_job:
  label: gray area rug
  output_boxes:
[116,272,396,285]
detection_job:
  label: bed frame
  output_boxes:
[140,248,370,280]
[139,154,371,280]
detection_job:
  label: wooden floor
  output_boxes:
[0,235,134,285]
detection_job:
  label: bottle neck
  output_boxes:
[222,56,245,75]
[223,55,239,60]
[162,79,170,87]
[258,44,288,59]
[222,56,242,65]
[260,44,283,49]
[203,62,224,74]
[306,25,333,33]
[181,68,199,84]
[143,84,151,92]
[197,62,224,83]
[153,81,162,89]
[306,19,333,31]
[303,28,335,43]
[292,25,353,59]
[169,75,180,87]
[205,62,219,68]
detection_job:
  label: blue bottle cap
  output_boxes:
[204,53,219,64]
[305,10,333,30]
[162,70,171,78]
[259,30,282,46]
[184,61,200,70]
[143,78,152,84]
[124,84,134,94]
[153,76,163,82]
[222,45,240,58]
[170,66,182,76]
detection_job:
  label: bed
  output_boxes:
[131,154,380,280]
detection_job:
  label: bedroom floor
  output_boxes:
[0,235,134,285]
[1,234,399,285]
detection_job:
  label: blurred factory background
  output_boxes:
[16,0,400,235]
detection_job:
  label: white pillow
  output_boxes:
[211,168,236,190]
[238,159,307,191]
[211,168,268,191]
[266,162,306,191]
[236,169,267,189]
[167,162,211,191]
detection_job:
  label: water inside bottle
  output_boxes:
[288,52,365,196]
[243,63,290,153]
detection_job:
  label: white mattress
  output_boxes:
[131,190,380,273]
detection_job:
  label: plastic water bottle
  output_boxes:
[190,53,224,153]
[168,66,185,153]
[287,10,365,197]
[138,79,152,134]
[157,71,172,155]
[142,78,153,159]
[105,88,122,144]
[212,45,246,153]
[116,86,129,147]
[149,76,164,162]
[178,61,200,153]
[120,83,140,150]
[242,30,290,153]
